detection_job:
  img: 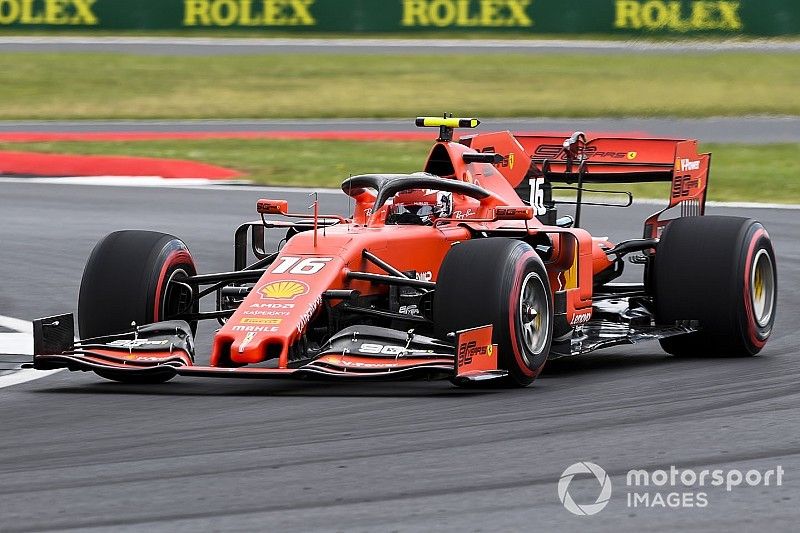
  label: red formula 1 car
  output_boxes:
[32,118,778,387]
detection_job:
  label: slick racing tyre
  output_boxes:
[79,230,197,338]
[655,216,776,357]
[78,231,197,383]
[435,238,553,387]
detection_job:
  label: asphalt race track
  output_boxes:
[0,181,797,531]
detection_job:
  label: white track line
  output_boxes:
[0,176,245,187]
[0,315,61,389]
[1,176,227,187]
[0,368,61,389]
[0,176,340,194]
[0,315,32,334]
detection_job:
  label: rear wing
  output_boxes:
[461,131,710,238]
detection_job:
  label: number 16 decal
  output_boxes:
[272,256,333,275]
[529,177,547,216]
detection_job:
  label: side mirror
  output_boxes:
[494,206,534,221]
[257,199,288,215]
[462,152,503,164]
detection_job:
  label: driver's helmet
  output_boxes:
[387,189,453,225]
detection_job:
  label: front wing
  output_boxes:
[31,315,507,384]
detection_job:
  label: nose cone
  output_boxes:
[211,243,346,367]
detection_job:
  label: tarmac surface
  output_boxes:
[0,181,797,531]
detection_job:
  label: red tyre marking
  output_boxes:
[508,250,538,378]
[742,228,768,348]
[153,249,193,322]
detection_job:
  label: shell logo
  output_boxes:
[258,280,309,300]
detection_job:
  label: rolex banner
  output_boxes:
[0,1,797,36]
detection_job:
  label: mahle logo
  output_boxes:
[558,462,612,516]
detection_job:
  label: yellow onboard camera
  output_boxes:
[415,116,480,141]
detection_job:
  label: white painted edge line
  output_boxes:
[0,315,32,334]
[0,368,61,390]
[0,176,340,194]
[0,176,225,187]
[2,175,799,210]
[0,315,62,389]
[0,36,799,52]
[704,200,800,210]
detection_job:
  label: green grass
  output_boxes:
[0,52,798,119]
[2,139,798,203]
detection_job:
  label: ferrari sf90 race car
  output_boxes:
[32,117,778,388]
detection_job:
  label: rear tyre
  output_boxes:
[435,238,553,387]
[655,216,776,357]
[78,230,197,383]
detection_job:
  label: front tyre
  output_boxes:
[655,216,777,357]
[79,230,197,338]
[78,231,197,383]
[435,238,553,387]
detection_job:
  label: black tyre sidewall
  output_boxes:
[78,230,196,339]
[655,216,776,356]
[435,238,553,386]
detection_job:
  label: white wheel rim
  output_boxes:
[518,272,549,359]
[751,249,775,328]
